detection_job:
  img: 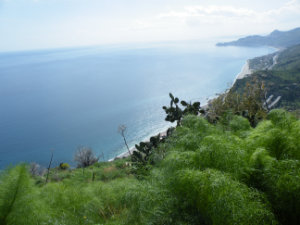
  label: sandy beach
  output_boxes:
[235,60,252,80]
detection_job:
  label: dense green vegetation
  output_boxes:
[232,44,300,113]
[0,108,299,225]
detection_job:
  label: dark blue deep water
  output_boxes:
[0,41,275,168]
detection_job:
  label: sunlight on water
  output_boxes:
[0,41,275,168]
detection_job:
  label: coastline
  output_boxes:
[231,47,280,87]
[108,53,274,162]
[108,128,170,161]
[232,60,253,85]
[108,60,254,162]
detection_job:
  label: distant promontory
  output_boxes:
[216,27,300,48]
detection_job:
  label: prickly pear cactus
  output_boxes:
[163,93,202,126]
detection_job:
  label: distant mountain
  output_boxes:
[217,27,300,48]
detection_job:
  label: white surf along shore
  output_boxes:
[109,58,259,162]
[233,47,281,85]
[109,60,254,162]
[109,45,284,162]
[108,129,169,161]
[233,60,253,83]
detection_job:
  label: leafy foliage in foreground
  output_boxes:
[0,165,49,225]
[162,93,203,126]
[0,109,299,224]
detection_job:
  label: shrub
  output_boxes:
[229,115,251,132]
[252,159,300,225]
[196,135,248,179]
[267,108,296,129]
[74,146,99,168]
[171,169,277,225]
[247,115,300,160]
[208,77,268,127]
[59,163,70,170]
[0,165,49,224]
[162,151,199,172]
[181,114,213,133]
[269,160,300,225]
[29,162,46,176]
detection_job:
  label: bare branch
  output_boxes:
[118,124,131,155]
[74,146,99,168]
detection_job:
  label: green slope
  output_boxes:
[232,44,300,111]
[1,110,299,225]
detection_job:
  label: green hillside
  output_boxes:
[0,109,299,225]
[232,44,300,111]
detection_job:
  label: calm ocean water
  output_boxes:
[0,41,275,168]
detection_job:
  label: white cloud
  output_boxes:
[1,0,300,51]
[159,0,300,22]
[128,0,300,38]
[159,5,255,18]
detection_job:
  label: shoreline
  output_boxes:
[108,53,273,162]
[232,60,253,85]
[107,97,213,162]
[231,47,280,87]
[108,128,170,161]
[107,61,250,162]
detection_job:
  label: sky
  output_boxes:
[0,0,300,51]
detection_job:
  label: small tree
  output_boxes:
[29,162,46,176]
[74,146,99,168]
[118,124,131,155]
[241,79,268,126]
[208,77,269,127]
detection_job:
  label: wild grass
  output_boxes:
[0,109,299,224]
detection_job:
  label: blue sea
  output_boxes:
[0,40,275,168]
